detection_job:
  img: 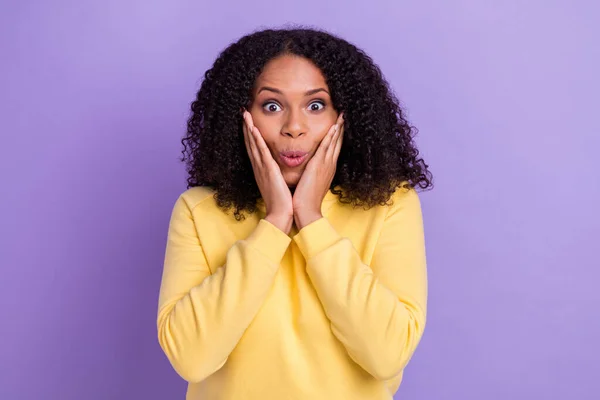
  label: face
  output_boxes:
[248,55,339,187]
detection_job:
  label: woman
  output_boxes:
[157,27,433,400]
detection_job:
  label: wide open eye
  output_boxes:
[308,101,325,111]
[262,101,282,113]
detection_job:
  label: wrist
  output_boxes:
[265,213,293,234]
[294,210,323,230]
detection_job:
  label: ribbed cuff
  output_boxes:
[245,219,292,265]
[293,217,342,260]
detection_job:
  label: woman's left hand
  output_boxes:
[293,112,344,230]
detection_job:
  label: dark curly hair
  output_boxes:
[181,26,433,220]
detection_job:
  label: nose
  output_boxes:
[281,109,306,138]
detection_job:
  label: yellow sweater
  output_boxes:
[157,184,428,399]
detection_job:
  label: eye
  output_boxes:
[308,101,325,111]
[262,102,282,113]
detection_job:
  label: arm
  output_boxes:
[292,188,427,381]
[157,195,291,383]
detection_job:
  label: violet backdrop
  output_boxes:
[1,1,599,399]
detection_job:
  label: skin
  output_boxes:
[242,55,345,234]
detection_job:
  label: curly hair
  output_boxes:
[181,26,433,220]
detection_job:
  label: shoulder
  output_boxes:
[385,182,423,216]
[174,186,217,212]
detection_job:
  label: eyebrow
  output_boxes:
[257,86,329,96]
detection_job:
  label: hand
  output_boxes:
[292,113,344,230]
[242,109,293,234]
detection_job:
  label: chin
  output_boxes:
[283,173,301,188]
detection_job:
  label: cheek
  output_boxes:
[309,126,332,149]
[262,137,278,157]
[252,122,278,152]
[314,116,336,139]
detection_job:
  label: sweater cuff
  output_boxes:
[293,217,342,260]
[245,219,292,265]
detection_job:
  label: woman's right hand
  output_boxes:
[242,110,293,234]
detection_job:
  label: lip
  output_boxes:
[279,151,309,168]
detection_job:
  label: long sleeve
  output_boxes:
[156,195,291,383]
[292,188,427,381]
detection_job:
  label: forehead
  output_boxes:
[254,55,328,93]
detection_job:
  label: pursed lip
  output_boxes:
[279,150,309,168]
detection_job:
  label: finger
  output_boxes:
[243,114,261,165]
[243,111,255,133]
[316,123,338,159]
[332,123,344,161]
[242,120,250,153]
[251,125,272,165]
[245,110,255,129]
[248,126,263,165]
[244,111,263,162]
[251,125,274,165]
[325,124,339,159]
[330,112,345,159]
[242,121,258,169]
[242,112,250,149]
[324,122,341,159]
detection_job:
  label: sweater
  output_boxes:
[157,184,428,399]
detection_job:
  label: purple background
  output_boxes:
[1,1,599,399]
